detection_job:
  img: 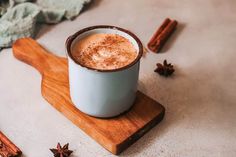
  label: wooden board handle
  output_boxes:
[12,38,60,74]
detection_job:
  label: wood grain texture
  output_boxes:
[12,38,165,155]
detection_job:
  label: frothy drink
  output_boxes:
[72,33,137,70]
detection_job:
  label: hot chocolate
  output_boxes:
[72,33,137,70]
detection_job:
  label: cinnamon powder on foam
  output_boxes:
[72,33,138,70]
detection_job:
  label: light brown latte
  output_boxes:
[72,33,137,70]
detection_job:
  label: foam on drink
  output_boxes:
[72,33,138,70]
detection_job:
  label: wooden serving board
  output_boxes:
[12,38,165,155]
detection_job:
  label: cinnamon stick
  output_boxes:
[147,18,171,51]
[147,18,178,53]
[0,131,22,157]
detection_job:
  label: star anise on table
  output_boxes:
[50,143,73,157]
[154,59,175,77]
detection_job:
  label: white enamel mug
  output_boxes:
[66,25,143,118]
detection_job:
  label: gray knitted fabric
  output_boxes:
[0,0,91,48]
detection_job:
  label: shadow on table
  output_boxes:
[120,67,187,156]
[34,24,54,39]
[121,58,228,155]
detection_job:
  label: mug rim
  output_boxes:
[66,25,143,72]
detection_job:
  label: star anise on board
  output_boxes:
[154,59,175,77]
[50,143,73,157]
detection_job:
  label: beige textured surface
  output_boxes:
[0,0,236,156]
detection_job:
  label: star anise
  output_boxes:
[50,143,73,157]
[154,59,175,77]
